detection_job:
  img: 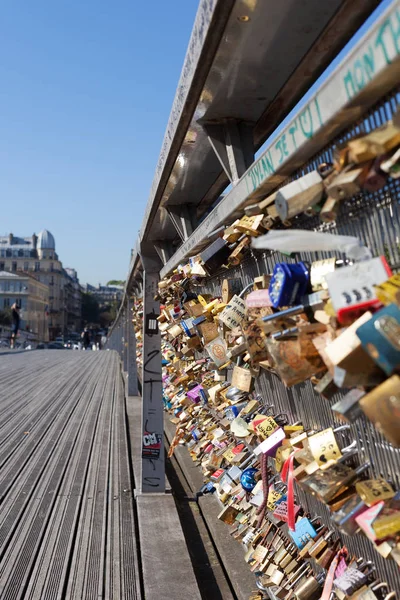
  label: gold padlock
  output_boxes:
[359,375,400,447]
[307,428,342,468]
[355,478,395,506]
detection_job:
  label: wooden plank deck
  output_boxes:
[0,350,141,600]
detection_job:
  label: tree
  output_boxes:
[0,308,11,326]
[82,293,100,326]
[106,280,125,287]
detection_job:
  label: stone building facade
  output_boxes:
[0,271,49,342]
[0,230,82,339]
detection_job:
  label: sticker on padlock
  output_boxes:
[256,416,278,439]
[267,489,283,510]
[253,427,285,456]
[219,295,246,329]
[355,501,385,541]
[204,337,229,367]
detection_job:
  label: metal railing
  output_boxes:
[107,10,400,593]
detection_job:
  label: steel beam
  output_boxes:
[140,251,165,494]
[204,120,254,183]
[127,297,139,396]
[166,204,197,241]
[153,241,174,265]
[160,0,400,278]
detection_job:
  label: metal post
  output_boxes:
[140,252,165,493]
[123,306,128,372]
[127,296,138,396]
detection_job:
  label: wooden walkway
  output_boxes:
[0,350,141,600]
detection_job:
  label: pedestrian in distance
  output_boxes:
[81,328,91,350]
[10,303,20,349]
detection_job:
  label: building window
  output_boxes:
[18,249,23,257]
[0,262,4,271]
[50,263,54,272]
[12,262,17,272]
[24,262,29,271]
[35,262,40,272]
[4,298,10,308]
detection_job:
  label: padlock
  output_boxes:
[308,530,335,559]
[334,562,374,598]
[235,214,265,236]
[262,205,280,230]
[325,256,391,325]
[275,171,324,220]
[307,427,343,468]
[221,278,242,304]
[268,263,310,308]
[363,156,388,193]
[219,295,246,330]
[349,121,400,163]
[324,312,385,387]
[359,375,400,447]
[200,237,232,273]
[355,583,393,600]
[285,565,313,595]
[326,163,370,200]
[229,235,251,265]
[320,196,340,222]
[374,273,400,306]
[332,494,368,535]
[317,538,341,569]
[293,572,324,600]
[204,336,229,368]
[300,462,369,504]
[298,525,327,558]
[381,147,400,178]
[265,334,325,387]
[241,318,270,365]
[356,303,400,376]
[372,511,400,540]
[355,478,395,506]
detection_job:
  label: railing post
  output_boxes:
[127,296,138,396]
[123,305,128,372]
[140,251,165,494]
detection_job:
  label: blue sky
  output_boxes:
[0,1,198,285]
[0,1,393,285]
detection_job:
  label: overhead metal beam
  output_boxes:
[140,0,235,241]
[204,120,254,183]
[166,204,197,241]
[159,0,400,278]
[153,241,174,266]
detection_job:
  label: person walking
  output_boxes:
[81,328,91,350]
[10,304,20,349]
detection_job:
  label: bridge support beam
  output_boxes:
[140,251,165,494]
[166,204,197,241]
[127,296,139,396]
[203,120,254,183]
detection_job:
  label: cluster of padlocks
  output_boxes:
[133,118,400,600]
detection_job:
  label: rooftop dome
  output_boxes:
[37,229,55,250]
